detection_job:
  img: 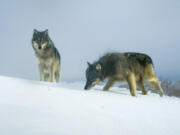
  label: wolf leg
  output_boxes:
[103,79,115,91]
[51,58,58,82]
[40,71,43,81]
[55,70,60,82]
[49,66,54,82]
[145,64,163,97]
[148,78,163,97]
[44,73,50,82]
[54,63,60,82]
[41,72,46,81]
[137,80,148,95]
[38,64,44,81]
[127,73,137,96]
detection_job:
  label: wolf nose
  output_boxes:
[84,84,90,90]
[38,46,41,49]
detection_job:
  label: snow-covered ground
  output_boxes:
[0,76,180,135]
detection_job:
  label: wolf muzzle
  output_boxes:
[84,85,89,90]
[84,84,90,90]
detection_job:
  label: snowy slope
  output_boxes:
[0,76,180,135]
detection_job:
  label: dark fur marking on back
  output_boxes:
[124,52,153,67]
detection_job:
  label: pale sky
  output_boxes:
[0,0,179,81]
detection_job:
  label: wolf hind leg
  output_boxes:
[137,80,148,95]
[127,73,137,96]
[148,78,163,97]
[145,64,163,97]
[103,78,115,91]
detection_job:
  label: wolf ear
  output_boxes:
[44,29,48,35]
[96,64,101,71]
[33,29,38,34]
[87,62,91,67]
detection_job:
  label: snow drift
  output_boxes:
[0,76,180,135]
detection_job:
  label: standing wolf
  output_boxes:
[84,52,163,97]
[32,29,60,82]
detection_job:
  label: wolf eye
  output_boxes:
[41,42,47,49]
[33,41,38,47]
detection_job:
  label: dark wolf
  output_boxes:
[84,52,163,97]
[32,29,60,82]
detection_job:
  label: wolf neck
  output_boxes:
[36,41,55,59]
[100,63,114,79]
[92,62,114,81]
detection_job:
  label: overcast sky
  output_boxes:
[0,0,179,81]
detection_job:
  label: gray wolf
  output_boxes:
[84,52,163,97]
[32,29,60,82]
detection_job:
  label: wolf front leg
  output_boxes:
[127,72,137,96]
[51,57,57,82]
[44,73,50,82]
[55,68,60,82]
[38,64,44,81]
[49,66,54,82]
[103,78,115,91]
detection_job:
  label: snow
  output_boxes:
[0,76,180,135]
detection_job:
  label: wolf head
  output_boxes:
[32,29,52,52]
[84,62,104,90]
